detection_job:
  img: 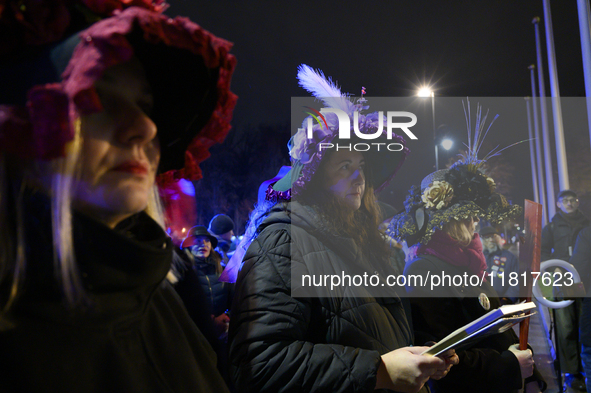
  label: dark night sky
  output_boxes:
[167,1,590,218]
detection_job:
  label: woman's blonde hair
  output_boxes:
[442,217,474,247]
[0,118,166,320]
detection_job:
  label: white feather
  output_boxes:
[297,64,354,114]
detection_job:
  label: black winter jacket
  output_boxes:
[229,202,423,393]
[484,248,519,301]
[404,255,545,393]
[570,226,591,297]
[175,250,231,317]
[541,211,590,262]
[0,195,228,393]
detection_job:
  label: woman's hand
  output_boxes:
[508,344,534,379]
[375,346,448,392]
[431,348,459,380]
[212,313,230,339]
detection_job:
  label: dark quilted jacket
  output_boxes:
[229,202,423,393]
[541,211,590,262]
[194,256,230,317]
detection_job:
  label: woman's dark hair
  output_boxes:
[298,150,391,268]
[208,250,224,276]
[178,248,224,277]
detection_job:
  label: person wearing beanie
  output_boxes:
[0,1,237,391]
[541,190,590,391]
[209,214,237,265]
[480,226,519,304]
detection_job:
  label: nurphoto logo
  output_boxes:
[302,107,418,152]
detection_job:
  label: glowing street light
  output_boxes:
[417,85,437,169]
[417,87,434,98]
[441,138,453,151]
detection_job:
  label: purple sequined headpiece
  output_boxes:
[266,64,410,201]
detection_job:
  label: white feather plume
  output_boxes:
[297,64,354,114]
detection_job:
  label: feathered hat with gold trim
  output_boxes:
[387,101,521,247]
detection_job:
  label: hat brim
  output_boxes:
[181,234,218,250]
[290,131,409,197]
[1,7,237,184]
[388,197,521,247]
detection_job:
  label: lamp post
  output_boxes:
[418,87,437,170]
[441,138,453,151]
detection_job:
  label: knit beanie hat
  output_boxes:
[208,214,234,235]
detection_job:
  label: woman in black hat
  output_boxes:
[0,1,236,391]
[176,226,232,340]
[224,65,457,393]
[174,225,233,388]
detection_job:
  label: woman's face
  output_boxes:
[320,150,365,211]
[190,236,212,258]
[464,216,480,236]
[74,57,159,228]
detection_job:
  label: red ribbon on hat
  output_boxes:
[0,84,74,160]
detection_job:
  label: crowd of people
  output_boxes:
[0,2,588,393]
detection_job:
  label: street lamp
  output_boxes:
[417,86,437,170]
[441,138,453,151]
[417,87,432,98]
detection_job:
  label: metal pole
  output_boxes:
[432,92,438,171]
[577,0,591,151]
[529,65,549,225]
[533,16,557,218]
[525,97,540,205]
[542,0,570,191]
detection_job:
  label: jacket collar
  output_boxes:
[23,190,172,315]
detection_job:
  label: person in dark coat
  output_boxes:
[569,226,591,393]
[388,106,546,393]
[541,189,589,391]
[223,65,457,393]
[208,214,238,266]
[177,226,232,335]
[0,2,237,391]
[480,226,519,303]
[174,225,233,388]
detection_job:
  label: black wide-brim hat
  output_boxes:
[181,225,218,249]
[0,5,237,187]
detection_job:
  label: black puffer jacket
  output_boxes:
[570,226,591,300]
[175,250,231,317]
[229,202,422,393]
[541,211,590,262]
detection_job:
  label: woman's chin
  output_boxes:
[346,194,362,210]
[73,188,150,227]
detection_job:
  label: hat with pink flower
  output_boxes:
[266,64,410,202]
